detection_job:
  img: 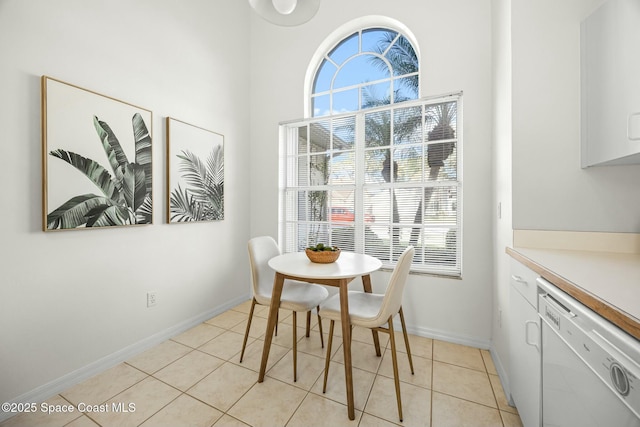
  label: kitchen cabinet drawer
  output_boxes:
[510,259,538,308]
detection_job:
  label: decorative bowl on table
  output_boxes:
[305,244,341,263]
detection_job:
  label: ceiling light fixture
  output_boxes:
[272,0,296,15]
[249,0,320,26]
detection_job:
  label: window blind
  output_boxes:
[279,93,462,276]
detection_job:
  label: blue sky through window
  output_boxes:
[361,28,397,54]
[328,32,358,65]
[333,55,389,89]
[312,28,418,117]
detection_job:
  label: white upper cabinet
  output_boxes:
[581,0,640,167]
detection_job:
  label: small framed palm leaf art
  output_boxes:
[41,76,153,231]
[166,118,224,223]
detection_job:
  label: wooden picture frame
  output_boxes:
[41,76,153,231]
[166,117,224,223]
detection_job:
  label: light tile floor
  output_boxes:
[1,301,523,427]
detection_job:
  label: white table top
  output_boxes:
[268,251,382,279]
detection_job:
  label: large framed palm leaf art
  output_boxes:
[42,76,153,231]
[166,118,224,223]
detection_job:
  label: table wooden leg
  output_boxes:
[339,278,355,420]
[361,274,381,357]
[258,272,285,382]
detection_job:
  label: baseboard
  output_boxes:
[489,343,514,406]
[0,294,249,423]
[400,321,491,351]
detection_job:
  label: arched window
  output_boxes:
[281,21,463,276]
[311,28,419,117]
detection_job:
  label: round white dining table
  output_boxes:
[258,251,382,420]
[268,251,382,280]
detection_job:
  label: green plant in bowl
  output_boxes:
[307,243,339,252]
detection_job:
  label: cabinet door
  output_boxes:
[510,285,541,427]
[581,0,640,166]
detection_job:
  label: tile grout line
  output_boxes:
[481,349,509,427]
[284,369,315,426]
[62,363,152,427]
[429,339,434,427]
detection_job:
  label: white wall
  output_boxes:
[511,0,640,233]
[491,0,514,393]
[249,0,495,346]
[0,0,251,406]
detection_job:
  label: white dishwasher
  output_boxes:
[538,277,640,426]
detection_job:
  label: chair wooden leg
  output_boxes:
[388,316,403,422]
[293,311,297,382]
[323,319,335,393]
[399,307,414,375]
[240,298,257,363]
[316,306,324,348]
[275,309,279,336]
[306,310,311,337]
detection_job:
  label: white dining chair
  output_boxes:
[319,245,415,422]
[240,236,329,382]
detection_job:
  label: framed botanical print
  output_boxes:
[42,76,153,231]
[166,117,224,223]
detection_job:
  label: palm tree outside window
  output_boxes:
[280,27,462,276]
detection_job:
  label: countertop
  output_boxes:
[506,246,640,341]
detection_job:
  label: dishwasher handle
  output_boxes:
[541,293,577,318]
[537,277,580,318]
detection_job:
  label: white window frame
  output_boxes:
[278,92,463,277]
[303,17,421,118]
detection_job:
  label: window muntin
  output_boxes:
[328,32,358,65]
[334,55,390,89]
[311,28,419,117]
